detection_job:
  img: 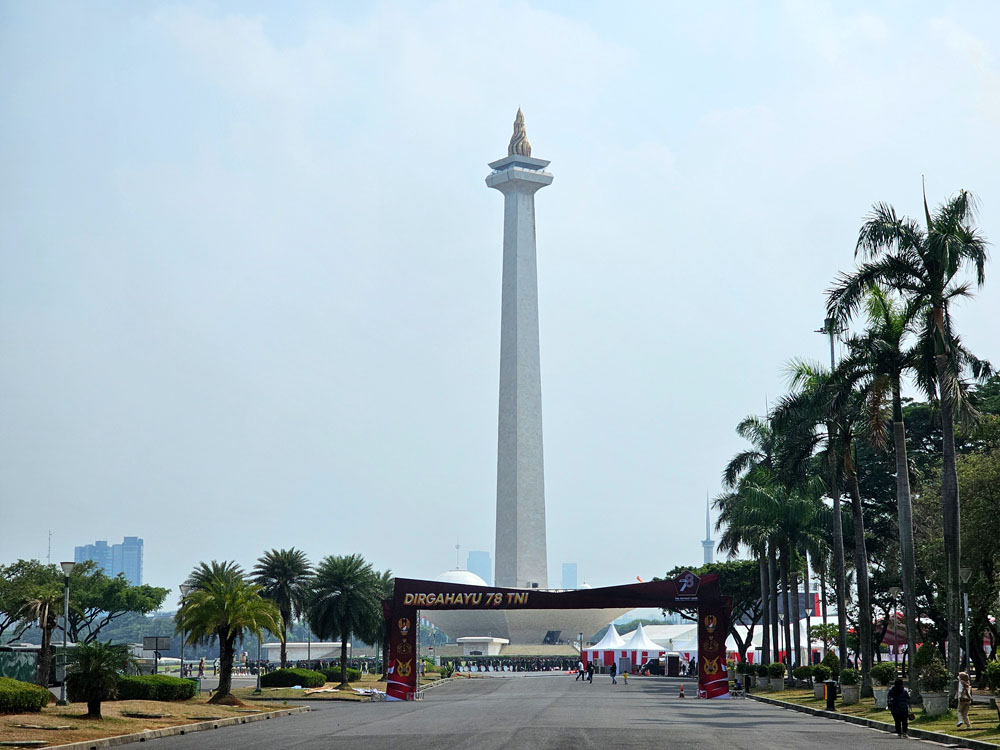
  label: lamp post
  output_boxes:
[960,568,972,673]
[888,586,902,668]
[57,561,76,705]
[777,611,785,667]
[179,584,192,679]
[805,607,814,666]
[253,634,262,695]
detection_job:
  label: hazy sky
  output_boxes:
[2,1,998,601]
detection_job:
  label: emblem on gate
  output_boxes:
[703,656,720,675]
[397,641,413,655]
[703,614,717,634]
[398,617,411,636]
[677,571,700,594]
[397,659,412,677]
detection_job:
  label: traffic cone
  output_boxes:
[679,684,686,698]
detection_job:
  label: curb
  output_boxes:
[747,693,998,750]
[48,706,310,749]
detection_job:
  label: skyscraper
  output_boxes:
[466,550,492,586]
[561,562,578,590]
[75,536,143,585]
[488,110,553,590]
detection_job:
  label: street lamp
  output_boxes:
[777,611,785,667]
[888,587,902,668]
[57,561,76,706]
[179,584,192,680]
[253,633,262,695]
[805,607,814,665]
[960,568,972,673]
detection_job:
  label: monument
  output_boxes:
[487,109,553,589]
[702,497,715,565]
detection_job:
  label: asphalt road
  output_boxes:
[150,674,920,749]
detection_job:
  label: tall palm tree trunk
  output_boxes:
[768,545,780,664]
[340,634,350,687]
[935,351,962,677]
[780,551,792,669]
[827,429,849,669]
[759,555,771,664]
[790,568,802,669]
[844,447,873,697]
[280,616,288,669]
[211,634,236,703]
[803,554,812,664]
[892,385,921,702]
[36,605,52,686]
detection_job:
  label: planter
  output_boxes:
[921,691,949,717]
[813,682,825,700]
[873,687,889,709]
[770,678,785,692]
[758,677,769,690]
[841,684,860,705]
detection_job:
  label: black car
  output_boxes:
[637,659,664,675]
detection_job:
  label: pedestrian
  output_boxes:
[610,662,617,685]
[957,671,973,730]
[886,678,912,738]
[622,667,628,685]
[198,657,205,678]
[587,663,595,683]
[576,660,584,681]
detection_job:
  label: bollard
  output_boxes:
[824,680,837,711]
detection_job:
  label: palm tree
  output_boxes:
[175,561,281,704]
[307,554,381,687]
[252,549,312,669]
[20,585,62,686]
[828,187,991,674]
[66,640,133,719]
[368,569,395,677]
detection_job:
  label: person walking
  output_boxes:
[887,678,912,738]
[587,662,595,684]
[198,657,205,678]
[576,660,584,681]
[957,671,973,730]
[622,667,628,685]
[610,662,617,685]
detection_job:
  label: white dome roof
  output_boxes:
[436,569,488,587]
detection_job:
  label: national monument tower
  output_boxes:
[487,110,552,589]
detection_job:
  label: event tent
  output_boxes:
[585,624,625,666]
[620,622,666,668]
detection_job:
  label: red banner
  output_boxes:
[697,602,730,699]
[385,606,418,701]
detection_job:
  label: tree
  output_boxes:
[64,563,168,644]
[307,554,381,687]
[829,187,991,674]
[664,560,762,662]
[252,548,312,669]
[66,640,133,719]
[175,561,281,704]
[368,569,395,678]
[0,560,54,644]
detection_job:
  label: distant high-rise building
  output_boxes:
[561,562,578,589]
[466,550,492,586]
[702,497,714,565]
[75,536,143,585]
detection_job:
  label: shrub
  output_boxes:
[736,661,752,675]
[919,659,950,693]
[0,677,51,713]
[984,660,1000,694]
[260,668,326,688]
[913,644,940,670]
[767,662,787,678]
[839,668,859,686]
[754,663,770,677]
[812,664,833,682]
[319,667,360,684]
[869,662,897,686]
[116,675,198,701]
[792,666,813,681]
[821,651,840,679]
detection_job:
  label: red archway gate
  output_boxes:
[384,571,732,700]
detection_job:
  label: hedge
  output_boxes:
[115,675,198,701]
[869,662,897,686]
[0,677,52,713]
[320,667,361,683]
[260,668,326,688]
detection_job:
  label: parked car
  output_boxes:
[637,659,664,675]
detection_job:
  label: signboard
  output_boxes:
[143,636,172,652]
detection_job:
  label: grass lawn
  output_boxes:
[759,687,1000,744]
[232,671,456,702]
[0,693,290,748]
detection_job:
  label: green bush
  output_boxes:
[754,663,770,677]
[869,662,897,686]
[913,644,940,670]
[984,660,1000,694]
[116,675,198,701]
[736,661,752,675]
[767,662,787,678]
[0,677,51,713]
[260,668,326,688]
[792,666,813,681]
[812,664,833,682]
[319,667,360,683]
[919,659,950,693]
[821,651,840,679]
[839,668,859,686]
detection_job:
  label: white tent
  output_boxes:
[620,623,666,668]
[586,624,625,666]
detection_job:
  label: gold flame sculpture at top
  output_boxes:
[507,108,532,157]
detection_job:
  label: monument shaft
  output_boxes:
[487,114,552,589]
